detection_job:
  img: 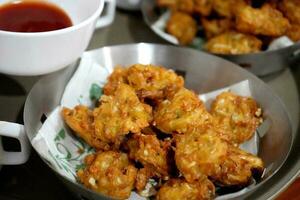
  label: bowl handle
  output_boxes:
[0,121,31,165]
[95,0,116,29]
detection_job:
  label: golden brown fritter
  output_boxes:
[103,64,184,103]
[279,0,300,24]
[126,64,184,102]
[286,24,300,42]
[193,0,213,16]
[153,88,213,134]
[62,105,110,151]
[135,167,155,192]
[166,12,198,45]
[212,0,234,18]
[204,31,262,54]
[127,134,171,178]
[201,18,233,39]
[175,127,264,186]
[103,66,127,96]
[210,92,263,144]
[77,151,137,199]
[93,83,152,147]
[235,4,290,37]
[156,178,215,200]
[176,0,194,14]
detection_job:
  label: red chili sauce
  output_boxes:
[0,1,72,32]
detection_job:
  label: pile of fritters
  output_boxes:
[62,64,264,200]
[157,0,300,54]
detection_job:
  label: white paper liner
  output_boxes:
[32,53,262,199]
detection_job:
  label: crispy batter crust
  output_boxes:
[156,178,215,200]
[279,0,300,24]
[62,105,111,150]
[205,31,262,54]
[94,83,152,146]
[166,12,198,45]
[211,91,263,144]
[154,88,213,134]
[201,18,232,39]
[175,127,264,186]
[77,151,137,199]
[286,23,300,42]
[127,134,171,177]
[212,0,234,18]
[236,4,290,37]
[104,64,184,103]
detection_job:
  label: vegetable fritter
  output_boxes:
[103,66,127,96]
[193,0,213,16]
[126,64,184,102]
[104,64,184,103]
[94,83,152,147]
[204,31,262,54]
[279,0,300,24]
[166,12,198,45]
[135,167,155,192]
[62,105,111,151]
[211,92,263,144]
[77,151,137,199]
[154,88,213,134]
[175,127,264,186]
[212,0,234,18]
[236,4,290,37]
[286,24,300,42]
[156,178,215,200]
[201,18,232,39]
[127,134,171,178]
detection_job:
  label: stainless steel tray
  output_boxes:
[24,43,295,200]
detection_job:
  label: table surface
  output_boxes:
[0,9,299,200]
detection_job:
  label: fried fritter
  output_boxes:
[286,24,300,42]
[176,0,194,14]
[126,64,184,102]
[204,31,262,54]
[62,105,110,150]
[166,12,198,45]
[211,92,263,144]
[279,0,300,24]
[127,134,170,178]
[103,64,184,103]
[236,4,290,37]
[175,127,264,186]
[103,66,127,96]
[77,151,137,199]
[212,0,234,18]
[201,18,232,39]
[153,88,213,134]
[135,167,155,192]
[156,178,215,200]
[93,83,152,147]
[193,0,213,16]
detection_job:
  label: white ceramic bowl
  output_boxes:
[0,0,116,76]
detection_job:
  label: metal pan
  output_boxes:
[141,0,300,76]
[24,43,295,199]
